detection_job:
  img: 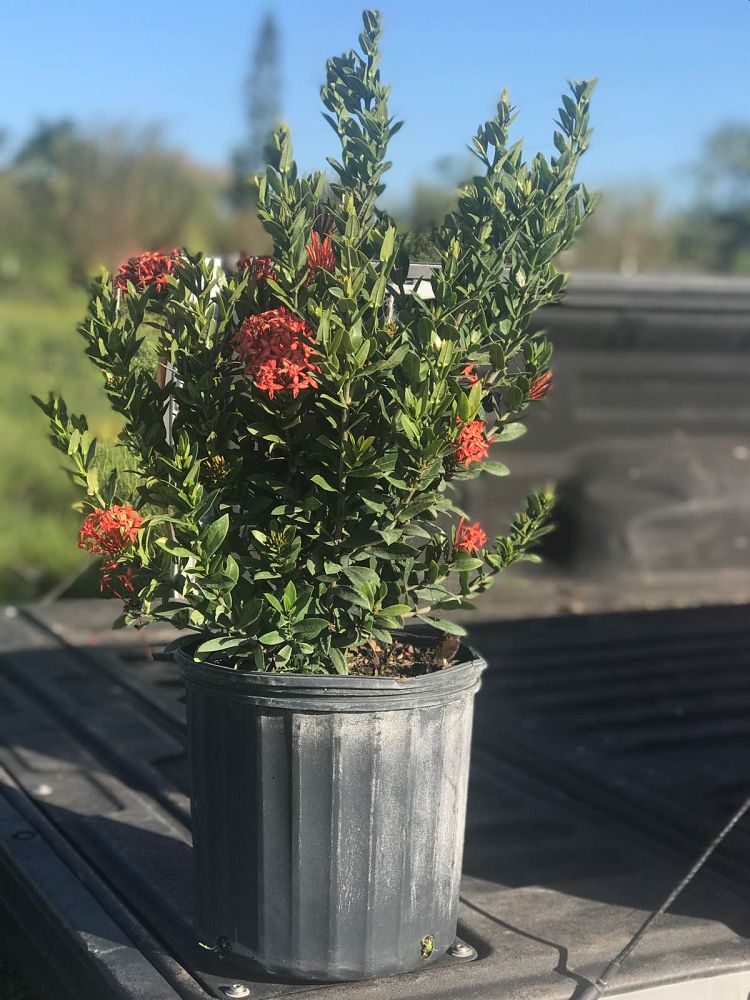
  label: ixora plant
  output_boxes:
[36,10,595,983]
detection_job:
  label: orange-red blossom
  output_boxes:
[454,518,488,553]
[78,505,143,555]
[232,308,320,399]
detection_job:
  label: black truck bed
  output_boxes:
[1,599,749,999]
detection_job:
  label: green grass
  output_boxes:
[0,292,119,990]
[0,292,121,602]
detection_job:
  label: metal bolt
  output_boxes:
[221,986,250,999]
[448,939,477,960]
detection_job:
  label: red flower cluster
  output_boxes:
[78,505,143,555]
[232,308,320,399]
[453,419,489,467]
[461,363,479,385]
[114,250,179,294]
[238,254,276,285]
[454,518,488,553]
[100,560,138,599]
[529,370,552,400]
[305,231,335,282]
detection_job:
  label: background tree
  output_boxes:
[678,123,750,274]
[7,121,231,288]
[563,187,679,275]
[230,13,282,209]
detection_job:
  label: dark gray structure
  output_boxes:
[460,273,750,615]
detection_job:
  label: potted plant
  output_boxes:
[35,9,595,983]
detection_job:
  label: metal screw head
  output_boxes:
[448,939,477,960]
[221,986,249,999]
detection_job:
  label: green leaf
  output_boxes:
[282,580,297,612]
[467,380,483,417]
[456,390,472,422]
[415,586,453,603]
[379,604,411,617]
[195,636,247,655]
[482,461,510,476]
[400,414,420,445]
[365,345,409,374]
[156,538,197,559]
[496,422,527,441]
[294,618,330,638]
[379,225,396,262]
[86,468,99,497]
[328,648,348,675]
[504,386,524,410]
[342,565,380,593]
[488,343,505,369]
[416,615,467,636]
[455,555,483,571]
[265,594,285,614]
[203,513,229,556]
[224,555,240,585]
[259,630,285,646]
[311,474,337,492]
[334,585,373,610]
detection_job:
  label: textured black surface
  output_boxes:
[471,605,750,867]
[0,599,749,999]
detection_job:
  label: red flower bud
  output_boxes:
[529,370,552,400]
[238,254,276,284]
[305,231,335,282]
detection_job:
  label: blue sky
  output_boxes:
[1,1,747,206]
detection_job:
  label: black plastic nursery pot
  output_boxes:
[177,639,486,983]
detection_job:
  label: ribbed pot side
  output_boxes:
[177,646,486,983]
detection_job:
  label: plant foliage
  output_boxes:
[35,10,596,673]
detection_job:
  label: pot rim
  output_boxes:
[176,632,486,712]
